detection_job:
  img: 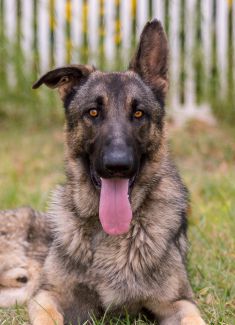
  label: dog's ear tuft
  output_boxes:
[32,64,95,101]
[129,19,168,104]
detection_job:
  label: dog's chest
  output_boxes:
[88,225,160,306]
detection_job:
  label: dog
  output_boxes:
[28,20,206,325]
[0,207,50,307]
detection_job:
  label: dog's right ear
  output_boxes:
[32,64,95,101]
[129,20,168,104]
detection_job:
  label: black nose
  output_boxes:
[16,276,28,284]
[103,149,133,175]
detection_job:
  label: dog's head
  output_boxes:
[33,20,168,235]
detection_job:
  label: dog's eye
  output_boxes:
[89,109,99,117]
[133,110,144,119]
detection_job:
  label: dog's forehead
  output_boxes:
[84,71,148,97]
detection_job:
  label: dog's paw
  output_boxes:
[33,313,64,325]
[181,316,206,325]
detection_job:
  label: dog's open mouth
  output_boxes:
[90,168,136,236]
[90,168,136,191]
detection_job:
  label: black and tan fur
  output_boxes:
[0,207,50,307]
[28,20,205,325]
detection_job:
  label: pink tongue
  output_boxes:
[99,178,132,235]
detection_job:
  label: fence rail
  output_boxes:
[0,0,234,117]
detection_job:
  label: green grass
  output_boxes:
[170,120,235,324]
[0,121,64,210]
[0,118,234,324]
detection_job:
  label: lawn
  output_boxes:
[0,117,234,324]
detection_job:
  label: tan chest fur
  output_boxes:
[86,222,165,307]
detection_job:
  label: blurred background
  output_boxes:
[0,0,234,123]
[0,1,234,324]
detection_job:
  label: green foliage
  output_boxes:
[208,0,234,125]
[210,96,235,126]
[0,40,63,127]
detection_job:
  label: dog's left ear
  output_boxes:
[32,64,95,101]
[129,19,168,103]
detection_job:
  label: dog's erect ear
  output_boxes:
[129,20,168,102]
[32,64,95,101]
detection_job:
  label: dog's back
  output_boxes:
[0,207,51,307]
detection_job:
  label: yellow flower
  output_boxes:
[65,0,72,22]
[131,0,137,16]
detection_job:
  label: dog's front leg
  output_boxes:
[28,290,64,325]
[145,299,206,325]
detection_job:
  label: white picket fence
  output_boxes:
[2,0,234,119]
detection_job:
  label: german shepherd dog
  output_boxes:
[28,20,205,325]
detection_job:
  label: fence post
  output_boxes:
[98,0,105,69]
[179,0,186,104]
[49,0,55,68]
[65,0,72,64]
[81,0,89,64]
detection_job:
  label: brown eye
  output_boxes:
[134,110,144,118]
[89,109,98,117]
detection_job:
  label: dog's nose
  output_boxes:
[103,149,133,175]
[16,276,28,284]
